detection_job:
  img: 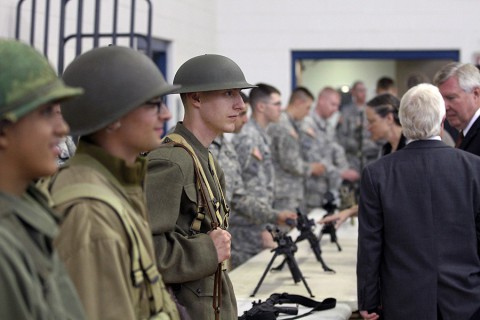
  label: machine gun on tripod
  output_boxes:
[319,192,342,251]
[272,208,335,273]
[250,225,315,298]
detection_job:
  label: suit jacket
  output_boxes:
[459,115,480,156]
[357,140,480,320]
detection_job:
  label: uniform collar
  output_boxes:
[0,184,58,239]
[174,122,210,162]
[77,139,146,186]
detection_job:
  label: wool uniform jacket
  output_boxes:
[146,123,237,320]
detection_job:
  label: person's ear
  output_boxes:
[386,112,394,124]
[257,101,267,113]
[187,92,202,109]
[0,121,12,149]
[472,86,480,103]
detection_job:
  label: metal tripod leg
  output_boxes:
[250,251,279,297]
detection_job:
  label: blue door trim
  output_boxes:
[291,50,460,89]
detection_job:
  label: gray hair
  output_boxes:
[432,62,480,93]
[399,83,446,140]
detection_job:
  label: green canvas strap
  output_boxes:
[163,134,230,231]
[51,183,164,315]
[163,133,229,320]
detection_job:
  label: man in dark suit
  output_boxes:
[357,83,480,320]
[433,62,480,155]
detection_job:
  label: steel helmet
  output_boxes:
[61,45,180,136]
[0,39,83,122]
[173,54,255,93]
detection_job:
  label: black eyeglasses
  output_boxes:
[145,100,165,114]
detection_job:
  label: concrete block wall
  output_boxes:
[2,0,479,120]
[217,0,480,101]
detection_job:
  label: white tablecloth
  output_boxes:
[230,209,358,319]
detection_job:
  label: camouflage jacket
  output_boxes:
[300,113,345,209]
[266,112,310,208]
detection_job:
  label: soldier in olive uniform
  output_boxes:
[146,54,255,320]
[230,83,297,267]
[0,39,85,319]
[45,46,181,320]
[266,87,326,211]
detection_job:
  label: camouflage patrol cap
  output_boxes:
[0,39,83,122]
[61,45,180,136]
[173,54,255,93]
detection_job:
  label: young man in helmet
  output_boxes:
[45,46,181,320]
[145,54,255,320]
[0,39,85,319]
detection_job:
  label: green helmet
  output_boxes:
[173,54,255,93]
[61,46,180,136]
[0,39,83,122]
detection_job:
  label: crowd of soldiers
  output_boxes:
[211,81,388,269]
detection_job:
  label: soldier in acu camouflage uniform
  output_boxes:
[231,83,297,267]
[337,81,381,173]
[300,87,360,211]
[266,87,326,211]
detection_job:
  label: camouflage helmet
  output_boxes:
[0,39,83,122]
[61,45,180,136]
[173,54,255,93]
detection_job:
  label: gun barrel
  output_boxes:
[275,306,298,315]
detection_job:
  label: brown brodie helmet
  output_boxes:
[61,45,180,136]
[172,54,255,93]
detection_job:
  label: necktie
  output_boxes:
[455,130,464,148]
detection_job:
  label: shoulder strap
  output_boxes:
[163,134,228,320]
[163,133,229,231]
[51,183,165,316]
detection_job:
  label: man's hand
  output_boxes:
[341,168,360,182]
[318,205,358,229]
[359,310,380,320]
[310,162,326,176]
[261,230,277,249]
[276,211,297,225]
[208,229,232,263]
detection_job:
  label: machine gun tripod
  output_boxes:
[250,225,315,298]
[319,192,342,252]
[272,208,335,273]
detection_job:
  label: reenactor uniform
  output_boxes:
[46,46,180,320]
[0,39,85,319]
[146,54,255,320]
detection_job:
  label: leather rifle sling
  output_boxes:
[162,135,224,320]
